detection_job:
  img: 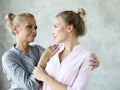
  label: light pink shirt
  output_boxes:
[41,44,92,90]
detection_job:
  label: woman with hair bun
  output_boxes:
[2,12,59,90]
[32,8,99,90]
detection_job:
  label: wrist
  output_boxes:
[38,61,46,68]
[43,74,51,83]
[38,58,48,68]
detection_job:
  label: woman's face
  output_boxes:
[52,17,69,43]
[15,17,37,43]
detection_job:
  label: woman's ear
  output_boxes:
[67,24,74,32]
[12,25,19,34]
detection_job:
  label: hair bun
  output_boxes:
[77,8,86,19]
[5,13,15,22]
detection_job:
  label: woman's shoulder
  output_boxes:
[2,48,16,57]
[74,44,92,59]
[1,49,18,64]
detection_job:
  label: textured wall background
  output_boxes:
[0,0,120,90]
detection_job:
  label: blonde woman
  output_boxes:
[32,8,99,90]
[2,13,59,90]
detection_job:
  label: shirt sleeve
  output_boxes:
[67,54,93,90]
[2,52,41,90]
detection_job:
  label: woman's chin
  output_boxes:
[28,39,35,43]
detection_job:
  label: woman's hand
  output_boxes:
[32,67,67,90]
[32,67,47,81]
[42,44,59,60]
[37,44,59,69]
[90,53,100,70]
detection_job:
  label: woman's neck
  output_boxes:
[63,37,79,52]
[15,41,29,56]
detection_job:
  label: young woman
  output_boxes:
[32,8,99,90]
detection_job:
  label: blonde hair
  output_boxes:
[5,13,34,35]
[56,8,86,37]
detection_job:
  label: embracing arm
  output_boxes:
[2,53,40,90]
[32,67,67,90]
[37,45,59,69]
[43,75,67,90]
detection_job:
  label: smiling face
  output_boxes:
[15,17,37,43]
[52,16,70,43]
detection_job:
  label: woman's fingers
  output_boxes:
[90,53,100,70]
[48,44,60,55]
[48,44,59,51]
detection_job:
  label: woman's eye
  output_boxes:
[26,25,32,29]
[34,26,37,30]
[54,25,58,28]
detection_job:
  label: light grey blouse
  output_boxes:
[2,45,45,90]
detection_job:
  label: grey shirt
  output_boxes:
[2,45,45,90]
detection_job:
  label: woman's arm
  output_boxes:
[32,67,67,90]
[37,45,59,69]
[2,53,40,90]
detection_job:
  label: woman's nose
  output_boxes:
[32,29,37,33]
